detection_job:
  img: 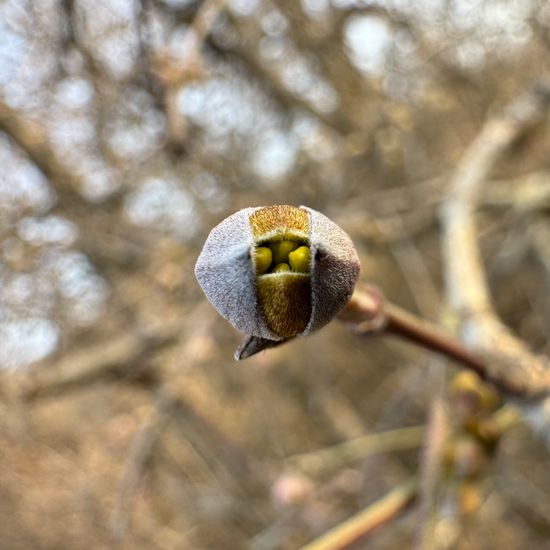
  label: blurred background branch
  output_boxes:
[1,1,550,548]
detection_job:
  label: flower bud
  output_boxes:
[194,205,360,359]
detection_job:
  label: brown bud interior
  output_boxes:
[256,273,311,338]
[249,206,313,338]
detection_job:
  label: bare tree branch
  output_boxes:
[109,392,177,543]
[0,98,90,210]
[21,323,181,401]
[338,286,527,395]
[441,79,550,439]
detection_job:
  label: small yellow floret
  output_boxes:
[273,262,291,273]
[255,247,272,274]
[288,246,311,273]
[269,240,300,264]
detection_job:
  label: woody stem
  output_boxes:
[338,285,525,396]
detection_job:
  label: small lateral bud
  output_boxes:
[288,246,311,273]
[269,240,300,265]
[450,370,500,416]
[458,481,482,515]
[255,247,272,274]
[273,262,291,272]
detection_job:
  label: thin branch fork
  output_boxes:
[440,80,550,430]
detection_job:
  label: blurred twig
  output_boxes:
[287,425,424,478]
[21,324,181,401]
[343,170,550,250]
[109,392,177,543]
[532,220,550,278]
[182,0,227,55]
[299,479,418,550]
[369,170,550,216]
[221,13,354,134]
[373,214,441,319]
[441,79,550,439]
[0,97,88,209]
[0,95,157,274]
[277,0,368,124]
[150,0,227,150]
[484,170,550,212]
[415,398,450,550]
[171,395,268,496]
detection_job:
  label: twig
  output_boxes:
[373,214,441,319]
[0,97,88,210]
[415,398,450,550]
[338,285,538,397]
[287,426,425,477]
[340,170,550,252]
[299,479,418,550]
[442,82,550,316]
[183,0,227,54]
[110,383,269,542]
[172,396,268,496]
[21,323,181,401]
[219,12,354,134]
[109,392,177,543]
[484,170,550,212]
[147,0,227,150]
[149,0,228,78]
[532,220,550,278]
